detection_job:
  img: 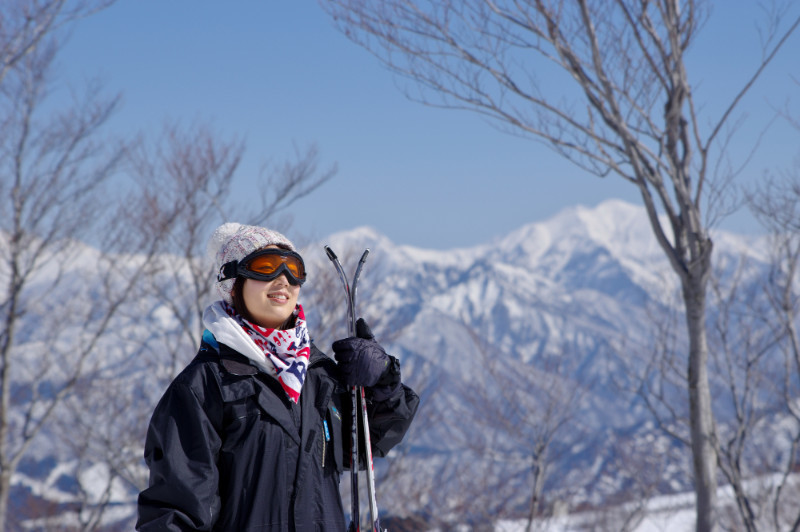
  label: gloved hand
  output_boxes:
[332,318,391,388]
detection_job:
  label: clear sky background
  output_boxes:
[57,1,800,250]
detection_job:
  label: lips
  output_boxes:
[268,292,290,303]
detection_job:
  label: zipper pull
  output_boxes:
[322,419,331,467]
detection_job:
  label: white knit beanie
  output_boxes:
[207,222,296,304]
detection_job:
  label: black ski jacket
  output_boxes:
[137,337,418,531]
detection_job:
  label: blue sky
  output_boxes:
[58,2,800,250]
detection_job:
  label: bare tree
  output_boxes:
[0,1,125,529]
[395,322,589,530]
[40,124,338,529]
[124,124,336,379]
[321,1,800,528]
[748,170,800,531]
[706,254,784,532]
[0,0,114,86]
[478,341,583,530]
[0,2,338,527]
[632,249,795,531]
[628,155,800,532]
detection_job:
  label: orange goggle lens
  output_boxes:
[246,253,305,279]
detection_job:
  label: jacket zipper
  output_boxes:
[306,352,334,469]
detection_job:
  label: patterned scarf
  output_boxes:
[224,302,311,403]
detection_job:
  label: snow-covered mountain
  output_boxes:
[298,200,782,518]
[9,199,786,529]
[312,199,714,400]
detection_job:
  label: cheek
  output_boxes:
[243,283,257,302]
[242,280,267,305]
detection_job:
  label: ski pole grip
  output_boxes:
[324,245,338,261]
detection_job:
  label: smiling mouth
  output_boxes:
[268,293,289,303]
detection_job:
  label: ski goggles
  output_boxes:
[217,248,307,286]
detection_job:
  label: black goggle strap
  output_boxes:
[217,261,239,282]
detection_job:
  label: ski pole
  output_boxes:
[324,246,386,532]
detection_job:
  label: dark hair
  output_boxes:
[230,243,296,329]
[231,276,255,323]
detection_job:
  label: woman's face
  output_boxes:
[240,246,301,329]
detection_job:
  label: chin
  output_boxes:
[256,312,293,330]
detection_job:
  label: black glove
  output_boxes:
[332,319,391,388]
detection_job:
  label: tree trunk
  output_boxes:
[0,470,9,532]
[0,266,20,532]
[526,450,546,532]
[683,272,718,532]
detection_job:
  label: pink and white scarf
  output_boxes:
[224,302,311,403]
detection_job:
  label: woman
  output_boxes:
[137,223,419,531]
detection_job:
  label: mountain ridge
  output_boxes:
[6,198,783,529]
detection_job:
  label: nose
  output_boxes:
[275,271,299,286]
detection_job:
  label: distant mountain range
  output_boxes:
[304,200,781,520]
[11,199,784,528]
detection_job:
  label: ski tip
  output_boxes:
[324,245,337,260]
[359,248,370,262]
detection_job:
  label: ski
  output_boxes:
[324,246,361,532]
[324,246,385,532]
